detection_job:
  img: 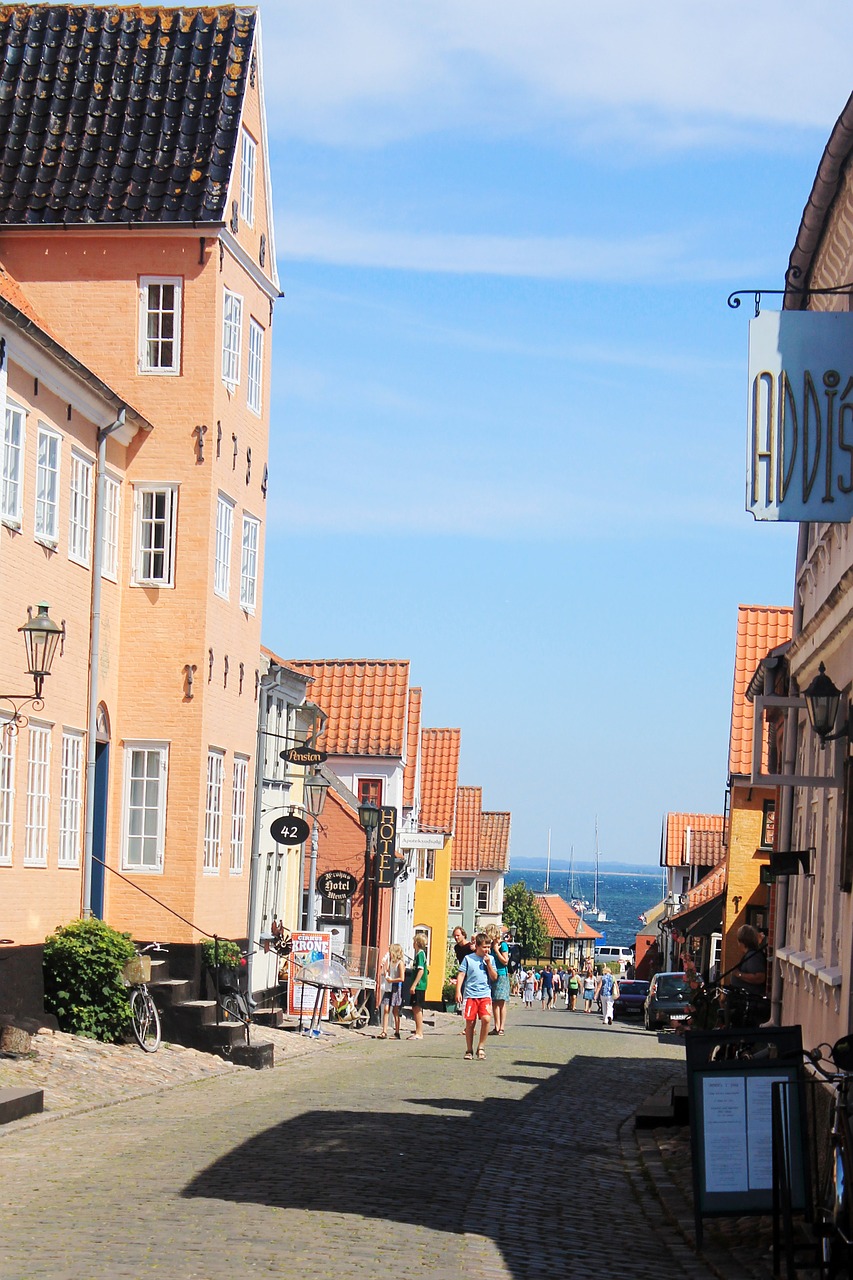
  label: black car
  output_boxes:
[613,979,649,1019]
[644,972,694,1030]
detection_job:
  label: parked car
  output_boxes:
[613,978,649,1019]
[595,945,634,966]
[644,972,694,1030]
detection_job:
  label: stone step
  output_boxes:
[635,1091,678,1129]
[149,977,194,1007]
[224,1041,275,1069]
[168,1000,218,1028]
[198,1020,248,1049]
[0,1087,43,1125]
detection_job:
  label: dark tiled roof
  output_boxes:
[0,5,255,225]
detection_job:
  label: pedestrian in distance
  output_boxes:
[455,932,498,1059]
[567,968,580,1010]
[377,942,405,1039]
[485,923,511,1035]
[522,969,536,1008]
[595,966,619,1025]
[540,964,555,1010]
[452,926,474,965]
[582,969,596,1013]
[409,932,429,1040]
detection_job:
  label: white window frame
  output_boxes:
[1,401,25,528]
[139,276,182,375]
[121,741,169,873]
[247,318,263,415]
[417,848,435,881]
[240,129,256,226]
[203,749,225,874]
[230,755,248,874]
[552,939,565,960]
[68,451,93,567]
[449,882,462,911]
[58,730,84,868]
[133,484,178,587]
[0,728,15,865]
[35,424,60,546]
[476,880,490,912]
[214,493,234,599]
[24,723,51,866]
[101,473,121,581]
[240,513,259,612]
[222,289,243,388]
[414,925,432,963]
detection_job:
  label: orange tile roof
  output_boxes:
[535,894,602,941]
[672,864,726,920]
[451,786,482,871]
[729,605,793,778]
[0,263,56,337]
[285,660,410,757]
[419,728,461,834]
[480,812,511,872]
[402,687,422,809]
[688,829,724,867]
[661,812,724,867]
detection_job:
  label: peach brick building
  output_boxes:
[0,6,278,985]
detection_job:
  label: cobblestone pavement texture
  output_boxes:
[0,1003,781,1279]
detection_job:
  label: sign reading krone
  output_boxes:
[748,310,853,521]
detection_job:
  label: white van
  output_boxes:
[594,945,634,965]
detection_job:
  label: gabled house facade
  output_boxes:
[0,6,278,999]
[449,786,511,935]
[659,811,725,969]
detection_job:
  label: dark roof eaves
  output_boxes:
[785,90,853,309]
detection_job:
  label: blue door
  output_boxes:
[90,742,109,919]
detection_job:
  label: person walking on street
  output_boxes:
[378,943,405,1039]
[409,933,429,1040]
[540,965,554,1010]
[455,932,498,1059]
[582,969,595,1012]
[595,966,619,1025]
[567,968,580,1011]
[452,927,473,964]
[485,924,511,1035]
[522,969,536,1008]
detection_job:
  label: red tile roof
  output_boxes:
[661,812,724,868]
[672,864,726,920]
[402,687,422,809]
[729,605,793,778]
[535,894,602,941]
[419,728,461,834]
[285,660,410,757]
[480,812,511,872]
[452,786,482,871]
[689,829,724,867]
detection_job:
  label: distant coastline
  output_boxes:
[509,863,660,878]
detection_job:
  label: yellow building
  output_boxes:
[413,728,460,1002]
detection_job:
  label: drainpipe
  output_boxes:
[82,410,126,918]
[769,520,808,1025]
[246,671,274,1000]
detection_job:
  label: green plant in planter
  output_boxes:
[201,937,242,970]
[443,942,460,1006]
[43,918,136,1042]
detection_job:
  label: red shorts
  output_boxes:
[464,996,492,1022]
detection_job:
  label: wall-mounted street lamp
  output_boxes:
[304,769,330,932]
[2,604,63,736]
[803,663,852,747]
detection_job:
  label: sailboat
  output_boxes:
[568,844,590,915]
[588,820,608,922]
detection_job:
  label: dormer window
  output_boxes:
[139,277,182,374]
[240,129,256,227]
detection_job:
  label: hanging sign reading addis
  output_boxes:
[747,310,853,521]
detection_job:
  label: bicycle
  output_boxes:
[124,942,167,1052]
[804,1035,853,1278]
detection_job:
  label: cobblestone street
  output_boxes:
[0,1005,759,1280]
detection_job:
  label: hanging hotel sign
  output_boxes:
[281,747,328,765]
[375,806,397,888]
[316,870,357,900]
[748,310,853,521]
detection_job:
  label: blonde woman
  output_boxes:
[410,932,430,1039]
[485,923,511,1034]
[379,943,405,1039]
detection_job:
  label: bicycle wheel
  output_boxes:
[220,993,245,1022]
[818,1124,853,1276]
[129,987,161,1052]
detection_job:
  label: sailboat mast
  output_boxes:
[593,819,599,912]
[545,828,551,892]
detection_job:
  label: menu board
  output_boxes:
[287,931,332,1018]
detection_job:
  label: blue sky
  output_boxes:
[247,2,853,867]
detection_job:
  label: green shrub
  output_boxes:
[201,937,242,970]
[442,942,459,1003]
[43,918,136,1042]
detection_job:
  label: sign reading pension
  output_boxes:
[748,310,853,521]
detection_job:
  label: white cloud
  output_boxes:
[276,212,768,284]
[257,1,853,148]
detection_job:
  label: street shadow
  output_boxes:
[183,1050,686,1279]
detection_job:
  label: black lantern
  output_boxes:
[358,798,380,832]
[804,662,844,745]
[304,769,329,818]
[19,603,63,699]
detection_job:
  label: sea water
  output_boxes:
[506,869,663,949]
